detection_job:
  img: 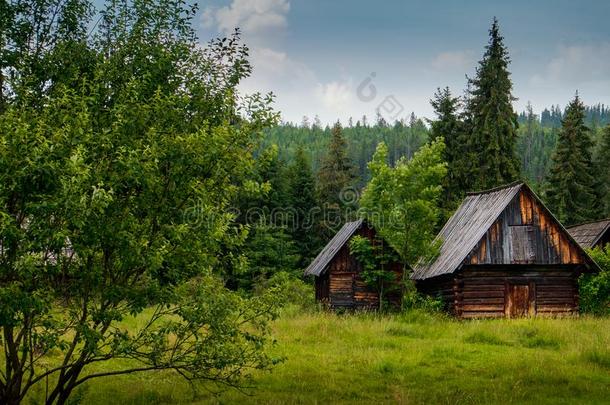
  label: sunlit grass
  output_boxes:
[26,309,610,404]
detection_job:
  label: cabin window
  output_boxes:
[510,225,536,263]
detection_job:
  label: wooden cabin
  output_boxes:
[412,182,600,318]
[304,219,404,309]
[567,219,610,249]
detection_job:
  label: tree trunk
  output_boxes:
[46,363,84,405]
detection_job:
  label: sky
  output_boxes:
[198,0,610,125]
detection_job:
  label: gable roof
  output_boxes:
[412,182,599,280]
[567,219,610,249]
[304,219,363,277]
[411,182,524,280]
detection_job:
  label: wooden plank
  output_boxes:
[461,304,505,311]
[462,298,505,305]
[462,291,505,298]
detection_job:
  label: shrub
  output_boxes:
[579,245,610,315]
[402,280,445,313]
[254,271,316,312]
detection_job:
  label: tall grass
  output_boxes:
[26,309,610,404]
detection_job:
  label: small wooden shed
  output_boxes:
[304,219,404,309]
[412,182,600,318]
[567,219,610,249]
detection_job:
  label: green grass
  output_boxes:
[27,310,610,404]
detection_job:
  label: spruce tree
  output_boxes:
[466,17,520,190]
[430,87,464,214]
[596,125,610,217]
[287,146,321,266]
[545,94,599,225]
[317,121,357,235]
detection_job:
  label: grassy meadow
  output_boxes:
[26,308,610,404]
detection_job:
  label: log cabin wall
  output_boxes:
[324,225,403,309]
[456,266,580,318]
[417,266,581,318]
[315,272,329,303]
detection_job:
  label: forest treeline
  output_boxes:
[263,102,609,191]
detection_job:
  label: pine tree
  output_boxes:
[465,17,520,190]
[317,121,357,235]
[429,87,464,215]
[545,94,599,225]
[241,221,301,290]
[287,146,321,267]
[596,125,610,217]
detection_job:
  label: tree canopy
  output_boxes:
[0,1,283,403]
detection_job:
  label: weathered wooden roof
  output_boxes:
[304,219,363,277]
[567,219,610,249]
[412,182,525,280]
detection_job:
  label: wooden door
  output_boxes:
[506,283,535,318]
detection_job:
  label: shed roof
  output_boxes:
[304,219,363,277]
[412,182,524,280]
[567,219,610,249]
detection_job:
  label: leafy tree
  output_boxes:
[545,94,599,225]
[349,235,401,310]
[595,125,610,216]
[0,1,282,403]
[429,87,464,217]
[465,17,520,190]
[0,0,95,110]
[359,138,447,268]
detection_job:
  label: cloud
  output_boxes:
[202,0,290,37]
[531,43,610,87]
[316,80,355,113]
[431,50,476,71]
[240,48,358,123]
[247,47,313,82]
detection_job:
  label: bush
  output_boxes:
[254,272,316,312]
[579,245,610,315]
[402,281,444,313]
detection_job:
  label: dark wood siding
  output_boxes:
[315,272,329,303]
[418,265,581,318]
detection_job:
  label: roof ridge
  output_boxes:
[465,181,524,196]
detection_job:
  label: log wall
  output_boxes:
[417,265,581,318]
